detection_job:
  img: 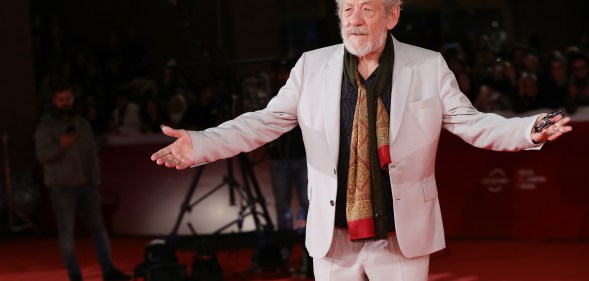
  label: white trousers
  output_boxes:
[313,229,430,281]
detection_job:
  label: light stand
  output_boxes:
[167,153,273,244]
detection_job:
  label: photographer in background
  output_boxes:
[34,85,130,281]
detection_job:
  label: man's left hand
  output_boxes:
[531,113,573,143]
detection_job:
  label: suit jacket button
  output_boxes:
[330,200,334,206]
[333,169,337,175]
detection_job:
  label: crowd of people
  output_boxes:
[440,36,589,114]
[32,14,223,139]
[32,14,588,140]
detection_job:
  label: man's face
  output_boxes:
[520,76,538,96]
[340,0,398,57]
[525,53,539,71]
[550,60,566,80]
[571,59,588,80]
[52,90,74,112]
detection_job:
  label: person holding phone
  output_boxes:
[34,85,130,281]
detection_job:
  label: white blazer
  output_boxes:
[189,36,540,259]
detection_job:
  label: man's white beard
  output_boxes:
[341,26,387,57]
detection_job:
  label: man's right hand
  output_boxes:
[59,133,77,148]
[150,125,195,170]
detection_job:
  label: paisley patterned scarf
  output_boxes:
[343,35,393,241]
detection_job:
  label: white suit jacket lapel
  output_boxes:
[389,36,413,144]
[323,45,344,167]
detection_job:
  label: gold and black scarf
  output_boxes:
[344,35,393,241]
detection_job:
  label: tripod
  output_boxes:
[1,132,40,234]
[168,152,274,242]
[163,0,277,250]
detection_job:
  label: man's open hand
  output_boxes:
[150,126,195,170]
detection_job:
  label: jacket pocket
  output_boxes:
[407,97,440,128]
[406,97,438,112]
[422,179,438,202]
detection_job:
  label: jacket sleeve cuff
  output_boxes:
[188,130,210,167]
[525,114,544,150]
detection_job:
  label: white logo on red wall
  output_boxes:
[515,169,546,190]
[481,168,509,193]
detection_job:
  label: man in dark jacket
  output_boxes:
[34,85,130,281]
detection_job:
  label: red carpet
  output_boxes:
[1,236,588,280]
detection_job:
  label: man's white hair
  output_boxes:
[335,0,402,18]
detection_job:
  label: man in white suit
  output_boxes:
[151,0,572,279]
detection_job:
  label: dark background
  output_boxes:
[1,0,588,201]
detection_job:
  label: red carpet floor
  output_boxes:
[1,236,588,281]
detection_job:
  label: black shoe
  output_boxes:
[103,269,131,281]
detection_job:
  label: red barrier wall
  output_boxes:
[97,119,589,239]
[436,121,589,239]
